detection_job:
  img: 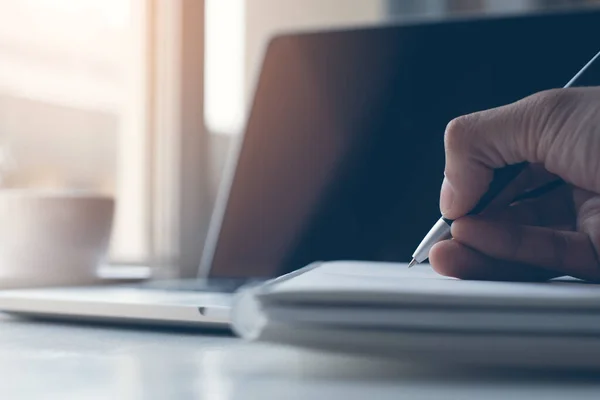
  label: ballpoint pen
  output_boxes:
[409,47,600,268]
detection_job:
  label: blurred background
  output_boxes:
[0,0,598,278]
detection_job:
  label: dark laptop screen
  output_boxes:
[204,9,600,278]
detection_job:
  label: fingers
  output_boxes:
[440,89,582,220]
[485,183,574,227]
[482,163,558,214]
[450,217,600,281]
[429,240,559,282]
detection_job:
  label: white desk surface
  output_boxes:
[1,313,599,400]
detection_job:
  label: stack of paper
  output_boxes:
[231,261,600,368]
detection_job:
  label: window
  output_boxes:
[0,0,150,263]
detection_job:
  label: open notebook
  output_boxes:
[231,261,600,368]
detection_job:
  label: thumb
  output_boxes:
[440,89,572,220]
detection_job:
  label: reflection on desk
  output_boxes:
[1,314,600,399]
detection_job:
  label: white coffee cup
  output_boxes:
[0,190,115,288]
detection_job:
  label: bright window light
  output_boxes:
[205,0,246,136]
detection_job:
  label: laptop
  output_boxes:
[0,9,599,330]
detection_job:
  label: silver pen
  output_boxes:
[409,48,600,268]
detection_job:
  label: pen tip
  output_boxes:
[408,258,417,268]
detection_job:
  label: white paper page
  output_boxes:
[258,261,600,309]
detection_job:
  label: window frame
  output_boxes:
[148,0,211,279]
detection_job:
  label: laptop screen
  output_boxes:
[202,9,600,278]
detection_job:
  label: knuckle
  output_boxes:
[444,115,475,152]
[528,88,581,125]
[520,89,581,162]
[530,88,563,106]
[532,88,577,108]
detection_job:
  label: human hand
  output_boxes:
[429,87,600,281]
